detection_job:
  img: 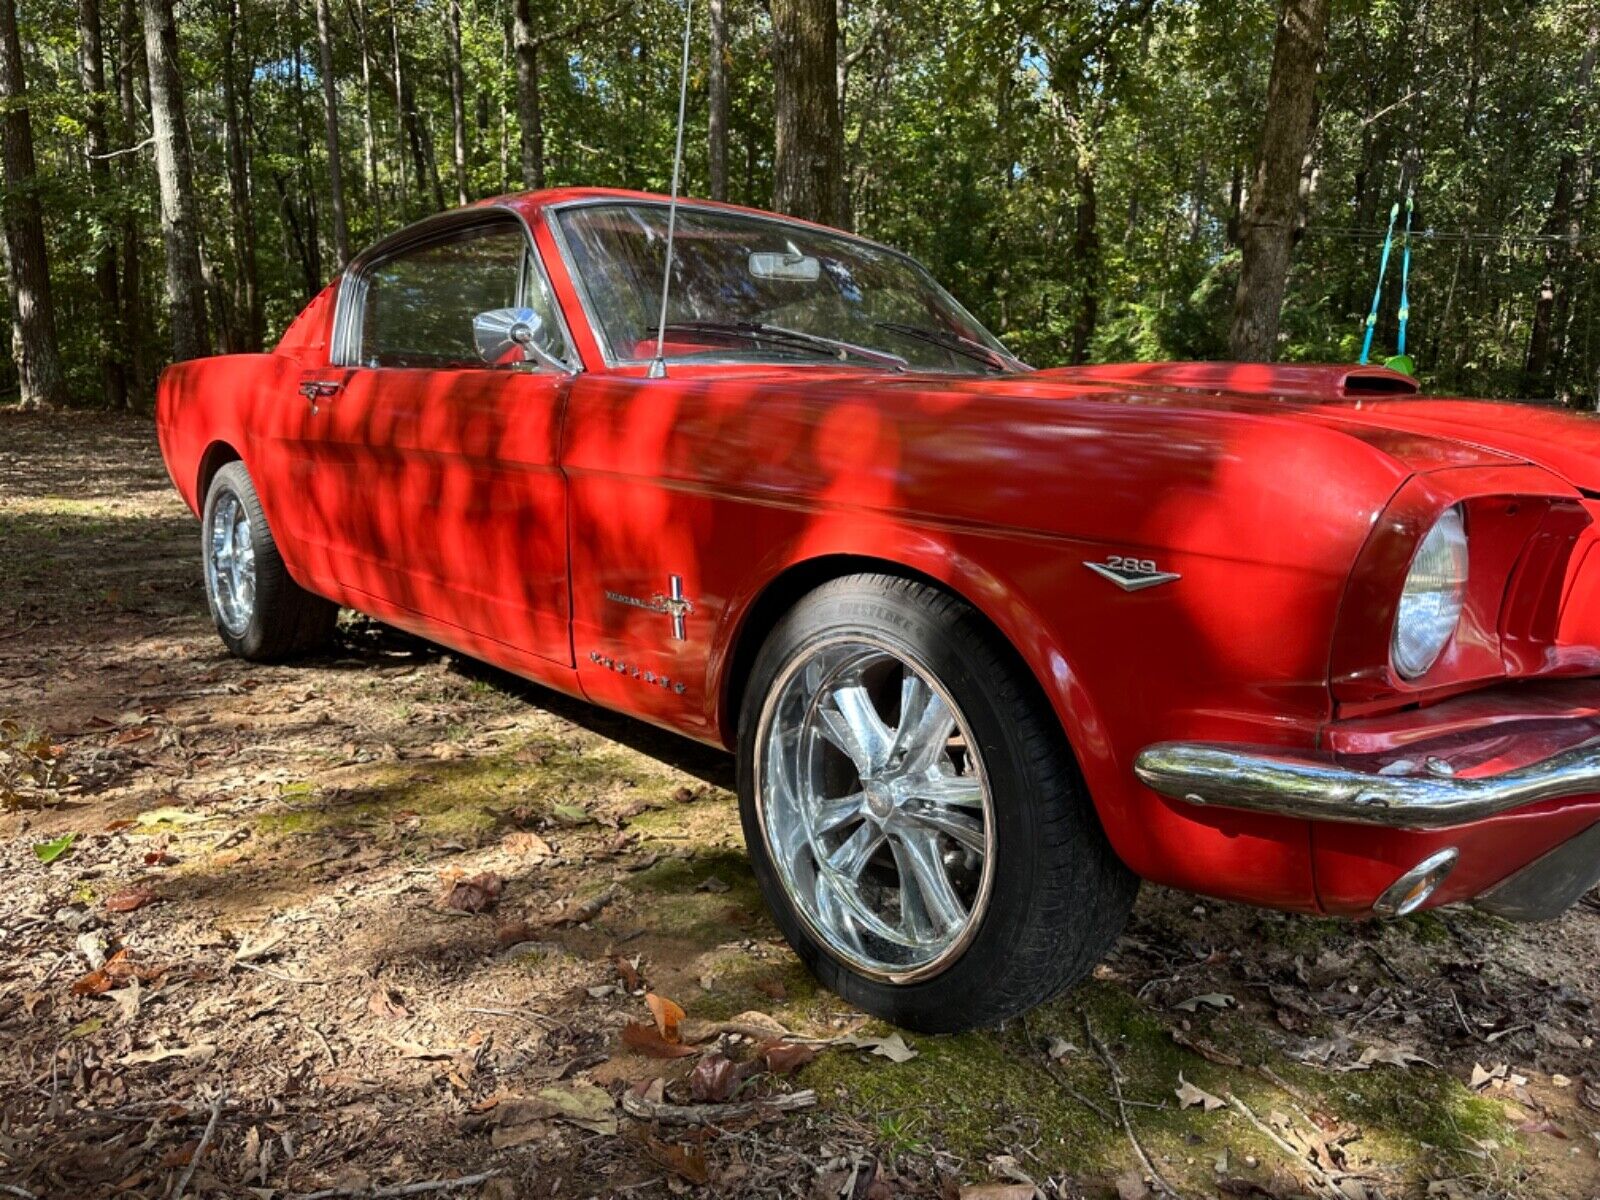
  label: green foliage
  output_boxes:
[7,0,1600,405]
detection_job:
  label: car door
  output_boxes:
[289,212,577,667]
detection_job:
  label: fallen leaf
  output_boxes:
[105,819,137,833]
[72,949,165,996]
[754,977,787,1001]
[845,1033,917,1063]
[613,955,643,991]
[1516,1119,1567,1138]
[689,1053,742,1102]
[367,988,409,1019]
[631,1077,666,1104]
[234,929,288,963]
[622,1022,698,1059]
[1175,1074,1226,1111]
[1469,1062,1507,1090]
[33,832,77,864]
[1174,992,1234,1013]
[502,831,554,858]
[760,1040,818,1075]
[121,1042,216,1066]
[549,802,592,825]
[1047,1037,1077,1060]
[1355,1044,1432,1069]
[695,875,731,893]
[644,1135,710,1186]
[502,1083,617,1135]
[680,1011,793,1043]
[495,920,539,948]
[442,871,502,913]
[960,1187,1036,1200]
[105,886,159,913]
[646,992,685,1041]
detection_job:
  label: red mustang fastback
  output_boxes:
[157,187,1600,1032]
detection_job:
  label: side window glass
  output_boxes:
[358,222,570,369]
[519,247,567,364]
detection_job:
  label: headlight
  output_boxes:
[1391,506,1469,680]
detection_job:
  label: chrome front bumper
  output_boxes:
[1133,738,1600,829]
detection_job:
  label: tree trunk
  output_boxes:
[78,0,127,407]
[770,0,844,224]
[511,0,544,189]
[115,0,148,400]
[0,0,66,407]
[289,0,322,296]
[349,0,381,226]
[140,0,211,362]
[220,0,262,350]
[314,0,350,266]
[1068,166,1099,364]
[447,0,468,205]
[386,3,409,211]
[708,0,729,200]
[1227,0,1330,362]
[386,8,439,210]
[1527,17,1599,384]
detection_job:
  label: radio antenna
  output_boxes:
[648,0,694,380]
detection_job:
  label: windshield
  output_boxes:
[553,202,1024,375]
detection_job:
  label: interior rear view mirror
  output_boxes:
[749,251,821,282]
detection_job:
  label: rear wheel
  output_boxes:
[201,462,336,661]
[736,574,1137,1032]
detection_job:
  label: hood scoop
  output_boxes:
[1040,361,1421,399]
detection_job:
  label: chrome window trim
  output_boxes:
[542,196,1023,373]
[331,205,579,373]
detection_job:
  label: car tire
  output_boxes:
[736,573,1137,1033]
[201,462,337,662]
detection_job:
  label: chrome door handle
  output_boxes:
[298,379,344,401]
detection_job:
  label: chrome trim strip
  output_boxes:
[1474,819,1600,921]
[333,205,579,372]
[1133,738,1600,829]
[542,196,1026,373]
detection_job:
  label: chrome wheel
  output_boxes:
[206,490,256,636]
[754,637,995,982]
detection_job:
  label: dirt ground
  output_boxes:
[1,410,1598,1200]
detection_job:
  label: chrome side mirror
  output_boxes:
[473,308,572,373]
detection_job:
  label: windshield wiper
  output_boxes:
[872,321,1020,373]
[662,320,908,370]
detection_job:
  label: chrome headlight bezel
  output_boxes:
[1390,505,1469,681]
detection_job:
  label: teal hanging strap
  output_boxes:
[1395,194,1413,356]
[1383,194,1417,375]
[1359,200,1401,365]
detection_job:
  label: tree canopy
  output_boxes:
[3,0,1599,407]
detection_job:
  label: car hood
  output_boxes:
[1026,362,1600,492]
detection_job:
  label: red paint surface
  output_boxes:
[156,187,1600,918]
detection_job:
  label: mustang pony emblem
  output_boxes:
[1084,555,1181,592]
[604,574,694,639]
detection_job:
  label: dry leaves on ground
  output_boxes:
[441,870,502,913]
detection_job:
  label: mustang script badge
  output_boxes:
[1083,555,1180,592]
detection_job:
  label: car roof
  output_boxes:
[480,186,906,257]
